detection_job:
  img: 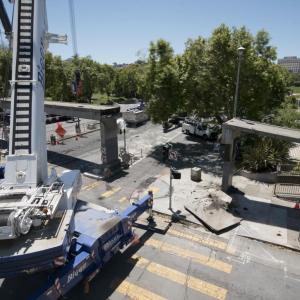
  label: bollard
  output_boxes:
[147,190,154,224]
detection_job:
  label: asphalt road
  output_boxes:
[1,223,300,300]
[1,121,300,299]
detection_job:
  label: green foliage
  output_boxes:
[241,136,290,172]
[146,39,182,123]
[145,26,289,123]
[0,47,11,98]
[45,54,117,103]
[181,25,289,121]
[273,97,300,129]
[114,64,146,99]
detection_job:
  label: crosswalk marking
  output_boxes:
[145,238,232,274]
[81,181,102,192]
[131,255,227,300]
[119,196,128,203]
[168,228,235,254]
[117,280,166,300]
[101,187,121,198]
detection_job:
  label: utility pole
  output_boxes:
[233,46,245,118]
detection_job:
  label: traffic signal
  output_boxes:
[171,167,181,179]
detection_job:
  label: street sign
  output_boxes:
[168,150,178,161]
[55,123,66,138]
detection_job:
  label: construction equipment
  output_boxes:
[0,2,156,298]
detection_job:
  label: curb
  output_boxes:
[83,172,103,180]
[237,234,300,254]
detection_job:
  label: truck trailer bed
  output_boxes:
[0,209,74,278]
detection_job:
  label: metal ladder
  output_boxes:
[12,0,34,154]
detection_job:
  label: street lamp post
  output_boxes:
[233,46,245,118]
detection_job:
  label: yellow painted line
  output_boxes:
[117,280,166,300]
[81,181,102,192]
[101,187,121,198]
[145,239,232,274]
[119,196,128,203]
[168,228,235,254]
[131,255,227,300]
[147,186,160,194]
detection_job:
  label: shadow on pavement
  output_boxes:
[230,189,300,231]
[47,150,129,181]
[148,138,223,176]
[0,231,155,300]
[66,230,155,300]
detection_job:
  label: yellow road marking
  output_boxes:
[147,186,160,194]
[131,255,227,300]
[168,228,235,254]
[119,196,128,203]
[81,181,102,192]
[117,280,166,300]
[145,239,232,274]
[101,187,121,198]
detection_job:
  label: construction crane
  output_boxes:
[68,0,84,98]
[68,0,78,57]
[0,1,155,298]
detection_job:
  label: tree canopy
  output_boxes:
[146,25,290,123]
[0,24,293,126]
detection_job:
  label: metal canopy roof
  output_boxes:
[223,118,300,143]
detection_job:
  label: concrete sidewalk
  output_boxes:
[145,167,300,251]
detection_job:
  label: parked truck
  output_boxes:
[182,119,220,140]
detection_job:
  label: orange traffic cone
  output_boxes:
[294,202,300,210]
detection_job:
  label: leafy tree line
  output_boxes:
[0,24,297,129]
[146,25,292,124]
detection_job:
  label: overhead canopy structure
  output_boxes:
[222,118,300,192]
[1,99,121,172]
[223,118,300,144]
[1,99,120,120]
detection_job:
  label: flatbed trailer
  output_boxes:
[24,192,154,300]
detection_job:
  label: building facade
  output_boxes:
[278,56,300,73]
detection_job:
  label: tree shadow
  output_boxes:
[229,188,300,231]
[148,137,224,177]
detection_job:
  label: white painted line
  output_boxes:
[83,172,103,180]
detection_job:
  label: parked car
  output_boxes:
[168,116,185,127]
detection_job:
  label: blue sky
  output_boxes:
[2,0,300,64]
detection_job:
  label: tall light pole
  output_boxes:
[233,46,245,118]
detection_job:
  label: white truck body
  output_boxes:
[182,121,212,138]
[123,109,149,125]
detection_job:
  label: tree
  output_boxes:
[0,47,11,98]
[45,52,72,101]
[113,63,147,99]
[181,25,290,122]
[146,39,182,123]
[274,97,300,129]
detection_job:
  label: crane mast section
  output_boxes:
[6,0,47,188]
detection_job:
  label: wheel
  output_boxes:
[203,134,208,140]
